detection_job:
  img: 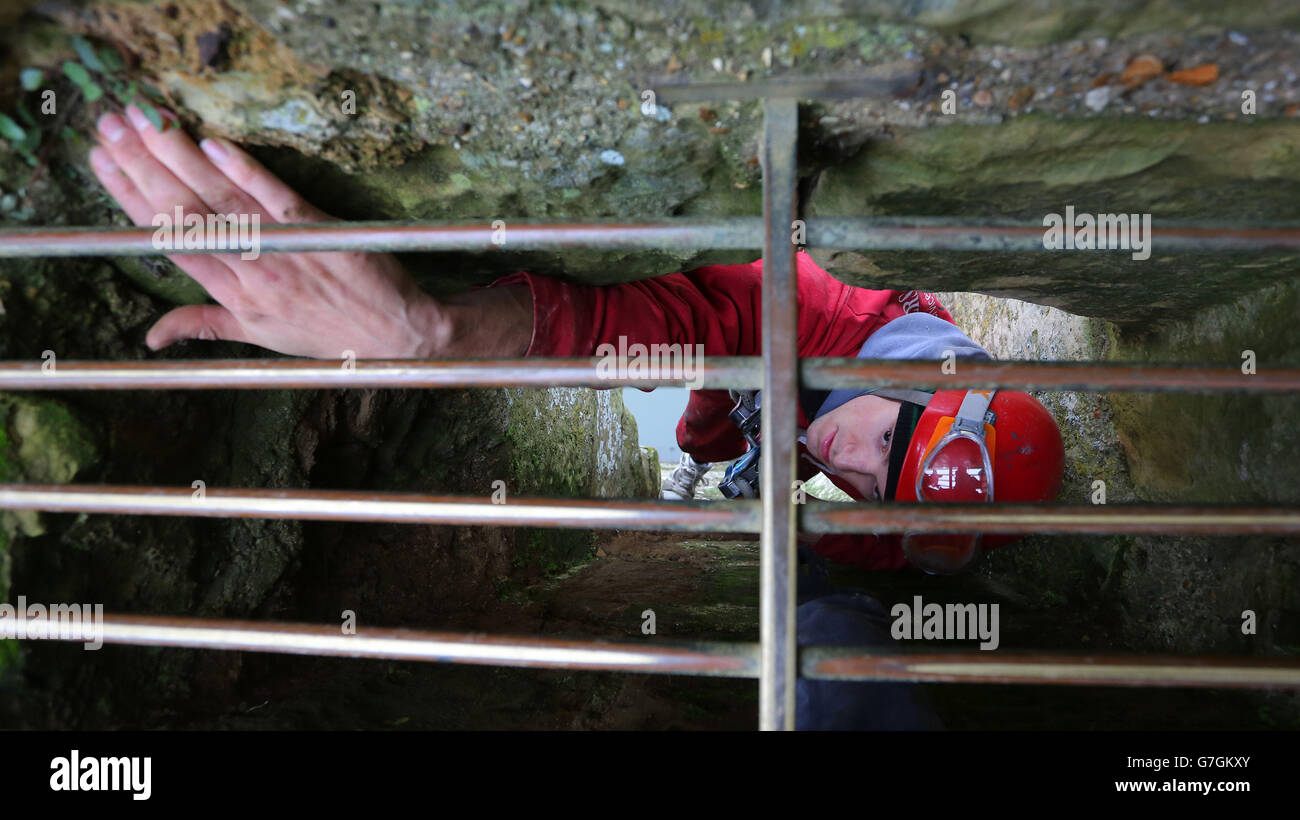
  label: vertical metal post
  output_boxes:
[758,98,800,731]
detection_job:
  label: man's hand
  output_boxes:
[88,105,532,359]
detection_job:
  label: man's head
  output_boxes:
[805,394,904,501]
[806,388,1065,508]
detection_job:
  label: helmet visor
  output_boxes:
[906,415,995,575]
[918,433,992,503]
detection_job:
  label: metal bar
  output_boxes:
[0,220,762,257]
[803,648,1300,689]
[4,218,1300,257]
[759,97,800,731]
[807,217,1300,252]
[801,359,1300,393]
[5,611,1298,689]
[0,357,763,391]
[3,359,1297,394]
[0,485,762,532]
[0,614,759,677]
[3,484,1295,535]
[803,503,1300,535]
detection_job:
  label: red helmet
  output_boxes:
[893,389,1065,573]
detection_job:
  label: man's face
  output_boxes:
[805,394,902,501]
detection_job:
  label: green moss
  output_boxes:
[1106,277,1300,503]
[0,394,100,681]
[0,421,16,483]
[810,116,1300,324]
[0,403,13,677]
[0,635,19,680]
[512,527,593,576]
[702,563,760,608]
[10,397,99,485]
[0,393,99,539]
[110,256,209,305]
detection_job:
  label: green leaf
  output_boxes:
[134,99,164,131]
[125,80,137,98]
[60,126,78,142]
[0,114,25,143]
[81,82,103,103]
[18,149,37,166]
[20,68,43,91]
[139,81,163,100]
[98,47,123,72]
[20,127,41,152]
[62,60,91,87]
[15,102,35,126]
[71,36,105,73]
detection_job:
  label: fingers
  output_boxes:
[146,304,249,350]
[96,111,223,223]
[88,141,166,227]
[94,110,246,292]
[88,138,240,302]
[122,104,271,224]
[195,134,334,224]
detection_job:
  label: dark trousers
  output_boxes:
[795,547,944,731]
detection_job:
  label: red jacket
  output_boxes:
[490,250,955,570]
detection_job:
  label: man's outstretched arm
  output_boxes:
[89,105,532,360]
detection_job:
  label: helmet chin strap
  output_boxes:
[863,389,995,502]
[952,389,999,432]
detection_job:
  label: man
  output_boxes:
[87,106,1062,728]
[88,105,1064,575]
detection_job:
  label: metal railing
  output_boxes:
[3,81,1300,731]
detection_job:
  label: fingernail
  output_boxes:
[125,104,151,131]
[199,137,227,164]
[98,112,127,142]
[89,146,117,172]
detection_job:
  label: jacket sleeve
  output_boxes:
[485,251,932,359]
[486,264,763,358]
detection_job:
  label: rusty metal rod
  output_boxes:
[0,613,759,677]
[0,220,758,256]
[3,218,1300,256]
[5,611,1298,689]
[804,503,1300,535]
[802,648,1300,688]
[0,357,763,391]
[808,218,1300,252]
[801,359,1300,393]
[758,97,800,731]
[2,490,1297,536]
[0,485,762,532]
[2,358,1299,393]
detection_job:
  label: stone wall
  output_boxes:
[2,0,1299,725]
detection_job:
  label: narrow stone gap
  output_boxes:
[2,2,1299,730]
